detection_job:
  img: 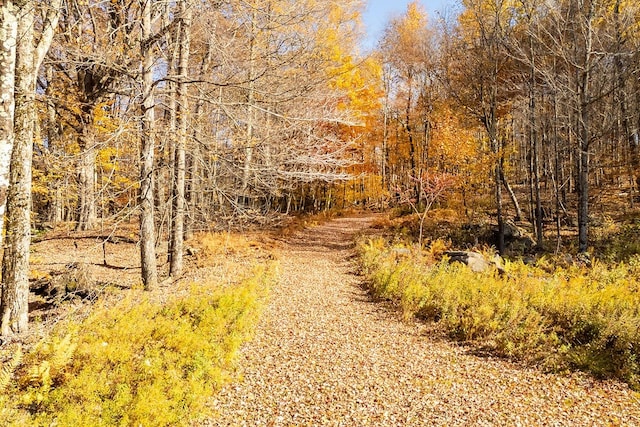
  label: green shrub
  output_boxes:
[359,238,640,389]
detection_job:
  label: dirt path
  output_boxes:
[207,215,640,426]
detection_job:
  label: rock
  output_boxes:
[501,220,537,251]
[45,263,95,300]
[576,252,592,268]
[445,251,506,274]
[445,251,489,272]
[390,247,411,262]
[503,220,524,238]
[185,246,200,256]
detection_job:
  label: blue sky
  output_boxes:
[361,0,459,50]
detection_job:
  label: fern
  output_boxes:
[0,346,23,392]
[50,333,76,371]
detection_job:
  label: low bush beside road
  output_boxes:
[358,238,640,390]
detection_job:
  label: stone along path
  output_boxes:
[207,216,640,426]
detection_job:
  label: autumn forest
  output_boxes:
[1,0,640,423]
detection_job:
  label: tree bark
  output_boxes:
[529,36,543,245]
[501,169,523,221]
[577,0,594,254]
[2,4,36,336]
[241,4,257,208]
[0,1,17,253]
[140,0,158,290]
[76,123,97,231]
[0,0,60,336]
[0,0,19,336]
[169,0,191,278]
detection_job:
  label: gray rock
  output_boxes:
[390,247,412,262]
[445,251,506,274]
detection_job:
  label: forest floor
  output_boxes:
[19,214,640,425]
[205,214,640,426]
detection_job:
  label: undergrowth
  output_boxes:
[0,259,275,426]
[359,238,640,389]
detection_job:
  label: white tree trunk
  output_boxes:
[0,1,17,251]
[1,0,61,336]
[0,1,18,336]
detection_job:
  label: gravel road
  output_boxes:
[206,215,640,426]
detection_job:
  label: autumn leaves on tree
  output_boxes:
[0,0,376,334]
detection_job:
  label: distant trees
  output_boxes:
[1,0,371,294]
[373,0,640,254]
[499,0,640,252]
[379,1,434,201]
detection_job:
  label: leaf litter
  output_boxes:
[204,216,640,426]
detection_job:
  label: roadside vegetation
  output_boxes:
[359,210,640,390]
[0,232,277,426]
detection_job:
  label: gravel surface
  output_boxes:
[206,215,640,426]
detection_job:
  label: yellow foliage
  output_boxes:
[0,261,277,426]
[0,347,22,393]
[313,1,382,123]
[359,239,640,389]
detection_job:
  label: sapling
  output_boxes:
[397,172,456,246]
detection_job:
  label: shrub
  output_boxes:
[0,264,275,426]
[359,238,640,389]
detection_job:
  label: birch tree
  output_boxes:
[0,0,18,335]
[0,1,17,250]
[1,0,61,336]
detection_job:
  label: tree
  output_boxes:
[0,1,18,335]
[168,0,192,278]
[523,0,637,252]
[140,0,159,291]
[380,1,434,202]
[398,171,456,246]
[444,0,518,253]
[0,1,18,250]
[50,0,138,231]
[1,0,61,336]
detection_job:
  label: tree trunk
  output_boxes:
[578,95,590,253]
[241,5,257,207]
[45,65,63,223]
[529,37,543,245]
[169,0,191,278]
[187,33,215,235]
[577,1,594,254]
[140,0,158,291]
[76,122,97,231]
[405,75,419,202]
[495,138,505,254]
[0,0,60,336]
[501,169,523,221]
[0,1,17,252]
[381,73,390,189]
[0,2,24,336]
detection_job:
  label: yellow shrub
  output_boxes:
[358,239,640,389]
[0,264,276,426]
